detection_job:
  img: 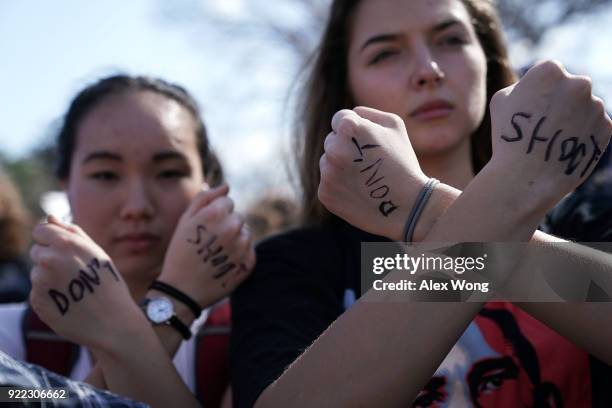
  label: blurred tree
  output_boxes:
[156,0,612,63]
[151,0,612,200]
[0,142,57,219]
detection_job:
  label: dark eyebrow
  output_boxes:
[360,33,400,51]
[82,151,122,165]
[432,19,462,33]
[360,19,464,52]
[152,150,189,163]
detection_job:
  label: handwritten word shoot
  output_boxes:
[501,112,602,177]
[186,224,247,285]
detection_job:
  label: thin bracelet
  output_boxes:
[150,281,202,319]
[402,178,439,243]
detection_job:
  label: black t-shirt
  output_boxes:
[232,207,612,407]
[231,221,380,407]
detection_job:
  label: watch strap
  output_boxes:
[168,316,192,340]
[150,280,201,319]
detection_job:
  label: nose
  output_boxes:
[119,178,155,221]
[410,44,445,90]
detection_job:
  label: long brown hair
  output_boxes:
[294,0,517,226]
[0,170,31,261]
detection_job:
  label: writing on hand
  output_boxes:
[502,112,603,177]
[49,258,119,315]
[352,137,399,217]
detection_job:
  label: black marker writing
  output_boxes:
[188,224,237,281]
[501,112,531,142]
[187,225,207,245]
[581,135,602,177]
[49,258,118,316]
[501,112,603,177]
[351,137,399,216]
[559,137,586,175]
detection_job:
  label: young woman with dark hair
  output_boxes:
[0,74,255,407]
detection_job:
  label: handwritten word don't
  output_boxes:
[48,258,119,315]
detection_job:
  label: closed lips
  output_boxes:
[410,100,454,117]
[114,233,160,242]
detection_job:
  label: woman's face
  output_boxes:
[66,91,204,287]
[347,0,488,159]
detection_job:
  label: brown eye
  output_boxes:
[90,171,118,181]
[158,169,188,179]
[440,35,467,46]
[369,50,399,65]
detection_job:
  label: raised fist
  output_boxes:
[489,60,612,211]
[318,107,429,240]
[29,216,139,351]
[160,184,255,308]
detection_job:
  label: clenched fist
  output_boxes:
[160,184,255,308]
[489,60,612,212]
[29,215,140,351]
[318,107,429,240]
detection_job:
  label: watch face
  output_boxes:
[146,297,174,324]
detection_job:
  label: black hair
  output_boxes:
[55,74,223,186]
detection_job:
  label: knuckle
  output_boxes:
[323,134,335,153]
[235,235,251,256]
[337,117,357,137]
[540,60,566,78]
[201,205,223,223]
[202,197,232,222]
[387,112,403,128]
[331,109,352,131]
[489,90,504,110]
[319,153,327,171]
[570,75,592,94]
[226,215,244,237]
[323,148,344,168]
[592,97,606,115]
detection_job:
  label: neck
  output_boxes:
[418,138,474,190]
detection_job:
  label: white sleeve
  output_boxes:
[0,303,27,360]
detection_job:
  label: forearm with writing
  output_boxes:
[255,165,537,407]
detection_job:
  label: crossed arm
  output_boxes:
[28,61,612,407]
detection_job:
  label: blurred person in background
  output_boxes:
[0,168,31,303]
[244,193,299,242]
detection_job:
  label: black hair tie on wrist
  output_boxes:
[150,280,202,319]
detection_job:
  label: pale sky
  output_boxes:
[1,0,611,205]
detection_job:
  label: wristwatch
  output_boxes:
[141,297,192,340]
